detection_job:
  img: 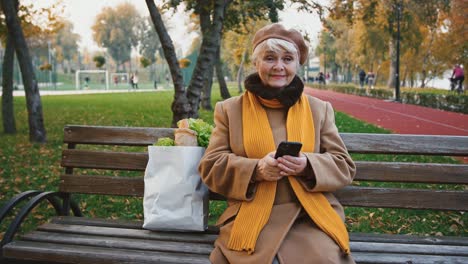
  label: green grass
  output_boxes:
[0,86,466,241]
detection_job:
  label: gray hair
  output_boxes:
[251,38,300,70]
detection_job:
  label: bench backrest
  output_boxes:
[60,125,468,211]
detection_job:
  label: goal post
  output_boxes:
[75,70,109,90]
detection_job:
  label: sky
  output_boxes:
[29,0,325,56]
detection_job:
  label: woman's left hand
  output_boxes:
[277,153,308,176]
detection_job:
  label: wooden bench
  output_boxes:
[1,125,467,264]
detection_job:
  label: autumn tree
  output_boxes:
[1,0,46,142]
[315,27,337,82]
[222,20,269,93]
[329,19,358,83]
[0,0,17,134]
[138,16,163,88]
[327,0,461,90]
[92,3,140,71]
[93,55,106,68]
[145,0,188,126]
[54,19,80,73]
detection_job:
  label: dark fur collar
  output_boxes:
[244,73,304,108]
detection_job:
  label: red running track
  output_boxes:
[305,88,468,136]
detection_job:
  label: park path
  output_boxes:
[304,87,468,136]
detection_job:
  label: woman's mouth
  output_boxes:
[270,75,286,79]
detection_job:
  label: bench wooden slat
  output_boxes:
[64,125,174,146]
[350,232,468,246]
[24,230,468,257]
[60,175,144,196]
[38,223,217,244]
[59,175,468,211]
[22,231,213,255]
[51,216,143,230]
[336,186,468,211]
[353,252,468,264]
[61,149,148,171]
[341,133,468,156]
[48,217,468,247]
[3,241,211,264]
[355,161,468,184]
[5,241,468,264]
[351,241,468,256]
[61,160,468,186]
[63,125,468,156]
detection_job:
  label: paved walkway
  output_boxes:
[305,87,468,136]
[1,88,164,97]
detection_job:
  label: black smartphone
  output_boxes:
[274,141,303,159]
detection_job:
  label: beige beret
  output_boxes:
[252,23,309,65]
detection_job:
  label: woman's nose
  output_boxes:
[272,59,285,70]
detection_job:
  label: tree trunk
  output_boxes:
[401,64,408,87]
[420,28,436,89]
[386,39,396,88]
[186,0,231,118]
[420,70,427,88]
[375,63,382,87]
[237,50,246,93]
[2,36,17,134]
[201,67,214,110]
[2,0,46,143]
[332,63,338,82]
[145,0,190,127]
[216,47,230,100]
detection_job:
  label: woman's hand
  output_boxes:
[255,152,283,182]
[277,153,307,176]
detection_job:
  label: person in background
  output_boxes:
[367,71,375,92]
[84,76,90,89]
[358,69,366,89]
[132,73,139,89]
[129,74,134,91]
[451,64,464,94]
[317,72,325,84]
[199,23,356,264]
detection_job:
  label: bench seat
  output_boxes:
[3,216,468,264]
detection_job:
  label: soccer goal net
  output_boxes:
[110,73,130,88]
[75,70,109,90]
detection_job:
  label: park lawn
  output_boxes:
[0,87,466,241]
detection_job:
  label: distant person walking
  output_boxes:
[451,64,464,94]
[318,72,325,84]
[84,76,90,89]
[358,70,366,89]
[367,71,375,90]
[132,74,139,89]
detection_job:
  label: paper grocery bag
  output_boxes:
[143,146,208,231]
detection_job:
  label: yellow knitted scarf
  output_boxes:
[227,91,350,255]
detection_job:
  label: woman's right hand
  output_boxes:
[255,152,283,182]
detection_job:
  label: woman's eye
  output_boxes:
[283,57,293,63]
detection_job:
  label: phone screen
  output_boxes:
[274,141,303,159]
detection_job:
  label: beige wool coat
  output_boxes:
[198,94,356,264]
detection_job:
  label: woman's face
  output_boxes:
[255,49,298,89]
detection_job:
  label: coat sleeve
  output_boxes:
[198,101,258,201]
[299,102,356,192]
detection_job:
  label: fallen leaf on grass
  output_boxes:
[449,224,459,232]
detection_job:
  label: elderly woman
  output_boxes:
[199,23,356,264]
